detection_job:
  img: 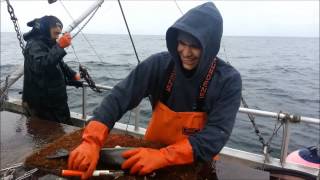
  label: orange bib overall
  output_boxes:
[145,101,207,145]
[144,58,218,160]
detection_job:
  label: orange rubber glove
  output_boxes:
[74,73,81,81]
[58,32,72,48]
[121,138,193,175]
[68,120,109,179]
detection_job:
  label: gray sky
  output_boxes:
[1,1,319,37]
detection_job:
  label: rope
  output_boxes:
[266,112,285,146]
[117,0,140,64]
[0,75,10,110]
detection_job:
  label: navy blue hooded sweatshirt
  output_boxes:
[92,2,242,162]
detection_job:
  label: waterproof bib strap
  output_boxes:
[194,58,217,111]
[160,57,217,111]
[160,60,175,104]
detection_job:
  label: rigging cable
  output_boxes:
[116,0,143,130]
[117,0,140,64]
[59,0,108,66]
[174,0,184,15]
[72,5,100,39]
[208,0,286,166]
[174,0,282,163]
[58,0,113,92]
[59,0,99,39]
[221,34,279,165]
[59,0,114,69]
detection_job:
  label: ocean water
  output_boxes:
[1,32,319,157]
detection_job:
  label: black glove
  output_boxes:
[68,80,83,88]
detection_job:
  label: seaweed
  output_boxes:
[25,129,215,180]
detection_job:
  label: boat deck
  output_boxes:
[1,110,315,179]
[0,111,79,169]
[0,111,273,179]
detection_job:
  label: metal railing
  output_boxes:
[1,83,318,176]
[81,82,320,165]
[81,83,141,130]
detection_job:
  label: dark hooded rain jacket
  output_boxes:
[23,23,76,123]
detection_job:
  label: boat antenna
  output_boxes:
[117,0,140,64]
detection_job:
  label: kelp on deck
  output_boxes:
[24,129,214,179]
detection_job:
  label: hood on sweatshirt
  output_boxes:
[166,2,223,79]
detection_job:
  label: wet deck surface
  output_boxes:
[0,111,79,169]
[0,111,273,179]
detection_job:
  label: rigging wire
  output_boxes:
[174,0,184,15]
[59,0,139,124]
[207,0,286,166]
[116,0,144,130]
[117,0,140,64]
[72,4,100,39]
[59,0,110,65]
[220,23,275,161]
[58,0,117,86]
[174,0,280,161]
[59,0,104,63]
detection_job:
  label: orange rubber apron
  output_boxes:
[145,101,207,145]
[144,58,219,160]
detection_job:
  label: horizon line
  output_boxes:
[1,31,319,39]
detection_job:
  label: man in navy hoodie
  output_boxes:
[68,2,242,179]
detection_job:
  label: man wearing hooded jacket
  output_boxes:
[68,2,242,179]
[23,15,81,125]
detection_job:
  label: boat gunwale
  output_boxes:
[2,98,319,177]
